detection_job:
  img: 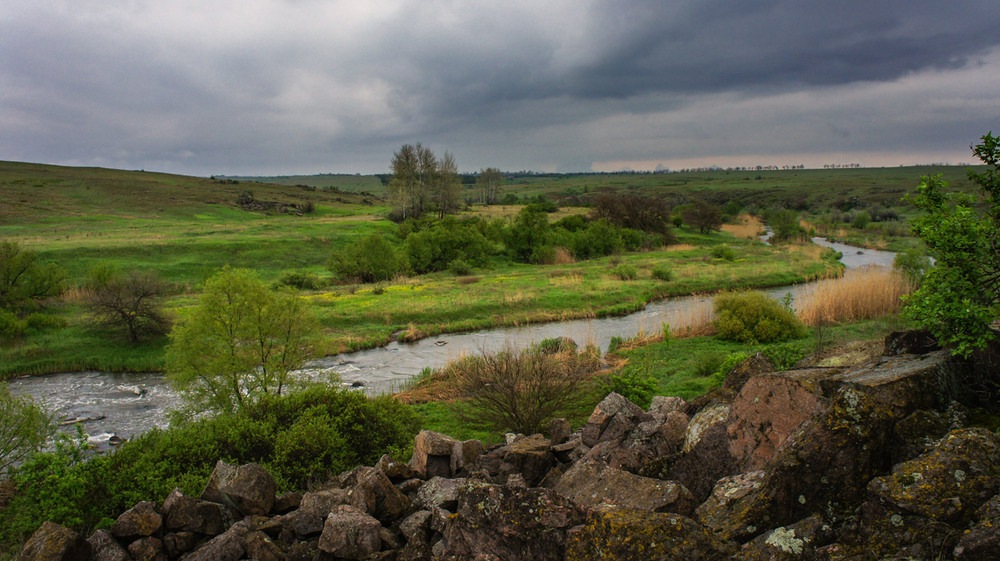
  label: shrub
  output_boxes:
[893,247,932,286]
[607,336,624,354]
[610,264,638,280]
[25,312,67,331]
[88,269,171,343]
[714,291,807,344]
[708,352,750,387]
[447,259,473,276]
[710,245,737,261]
[651,264,675,281]
[405,218,491,274]
[572,220,623,260]
[598,370,658,409]
[277,271,325,290]
[329,233,404,283]
[0,309,26,341]
[693,351,725,378]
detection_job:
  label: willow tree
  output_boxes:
[166,268,314,413]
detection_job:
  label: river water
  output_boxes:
[6,238,895,447]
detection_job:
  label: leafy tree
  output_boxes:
[404,218,491,274]
[592,193,674,241]
[681,200,723,234]
[0,241,65,311]
[329,233,404,283]
[505,205,550,263]
[903,133,1000,356]
[434,151,462,218]
[166,268,315,413]
[477,167,504,205]
[388,144,462,220]
[88,267,170,343]
[0,382,53,476]
[768,209,806,242]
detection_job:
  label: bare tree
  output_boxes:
[682,200,723,234]
[89,269,170,343]
[477,167,504,205]
[434,151,462,217]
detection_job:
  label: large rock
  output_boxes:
[409,430,459,478]
[554,460,695,515]
[733,514,835,561]
[823,350,962,415]
[581,392,651,447]
[696,471,766,533]
[414,476,464,511]
[714,386,896,542]
[201,461,276,515]
[867,427,1000,524]
[18,521,89,561]
[668,421,739,504]
[161,489,229,535]
[728,374,827,471]
[111,501,162,541]
[243,531,286,561]
[179,521,248,561]
[317,505,382,560]
[884,329,940,355]
[125,536,162,561]
[440,480,585,561]
[500,433,554,486]
[724,352,775,392]
[85,530,130,561]
[345,466,411,523]
[451,439,484,475]
[954,494,1000,560]
[564,505,733,561]
[683,403,729,453]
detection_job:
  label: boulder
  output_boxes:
[125,537,162,561]
[733,514,835,561]
[375,454,417,482]
[161,489,229,536]
[683,403,729,453]
[398,509,433,544]
[548,417,571,445]
[111,501,162,541]
[414,476,464,511]
[581,393,651,447]
[669,421,739,504]
[564,506,733,561]
[581,439,653,473]
[499,433,554,486]
[409,430,459,478]
[162,531,198,558]
[346,466,411,523]
[954,494,1000,560]
[200,461,276,516]
[867,427,1000,524]
[440,480,585,561]
[647,395,686,420]
[554,460,695,515]
[317,505,382,560]
[272,492,302,514]
[728,374,827,471]
[823,350,962,415]
[451,439,484,475]
[85,530,130,561]
[18,521,89,561]
[243,530,286,561]
[724,352,775,392]
[695,471,766,533]
[714,386,896,542]
[178,521,248,561]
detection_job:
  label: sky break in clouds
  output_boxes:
[2,0,1000,176]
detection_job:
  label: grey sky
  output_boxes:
[2,1,999,175]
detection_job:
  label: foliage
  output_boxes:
[477,167,504,205]
[505,206,550,263]
[0,388,418,553]
[711,245,737,262]
[714,290,807,344]
[451,344,598,435]
[903,134,1000,356]
[610,264,638,280]
[448,259,473,276]
[693,351,725,378]
[0,382,53,476]
[329,233,404,284]
[0,241,65,312]
[166,268,315,413]
[276,270,325,291]
[572,220,623,260]
[893,247,932,286]
[708,351,750,387]
[597,369,657,409]
[404,218,492,274]
[682,200,723,234]
[651,264,674,281]
[768,209,806,242]
[88,267,171,343]
[591,193,675,241]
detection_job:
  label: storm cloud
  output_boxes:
[2,0,999,175]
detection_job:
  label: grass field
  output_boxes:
[0,159,943,379]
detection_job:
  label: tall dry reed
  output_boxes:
[796,265,912,326]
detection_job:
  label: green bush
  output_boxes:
[708,352,750,388]
[651,264,675,281]
[406,218,491,274]
[610,264,638,280]
[711,245,737,262]
[448,259,473,276]
[0,309,26,341]
[329,233,404,283]
[713,291,807,344]
[572,220,623,260]
[598,370,657,409]
[607,336,624,354]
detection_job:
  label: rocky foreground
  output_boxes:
[17,332,1000,561]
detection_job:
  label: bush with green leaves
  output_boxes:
[0,241,66,312]
[0,382,53,476]
[713,291,807,344]
[447,259,473,276]
[405,218,491,274]
[329,233,404,284]
[505,206,550,263]
[572,220,623,260]
[598,369,657,409]
[693,351,725,378]
[902,133,1000,356]
[651,264,675,282]
[276,270,325,290]
[711,245,737,262]
[708,352,750,387]
[610,264,638,280]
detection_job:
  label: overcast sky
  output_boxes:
[3,1,999,176]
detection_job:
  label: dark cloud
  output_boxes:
[2,1,999,174]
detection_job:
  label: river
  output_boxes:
[6,238,895,449]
